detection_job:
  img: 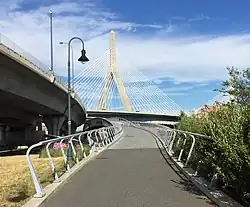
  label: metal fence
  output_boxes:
[140,123,212,166]
[26,125,123,198]
[118,119,222,189]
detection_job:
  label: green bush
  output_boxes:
[39,147,63,158]
[39,144,91,160]
[179,68,250,195]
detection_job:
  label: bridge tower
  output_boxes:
[98,30,132,111]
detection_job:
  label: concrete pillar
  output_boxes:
[71,123,77,134]
[60,121,77,135]
[37,122,42,131]
[44,116,65,136]
[0,124,5,145]
[24,124,35,141]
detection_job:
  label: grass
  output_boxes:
[0,144,91,207]
[0,154,64,207]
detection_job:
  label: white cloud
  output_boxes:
[166,92,189,96]
[163,86,194,92]
[0,0,250,84]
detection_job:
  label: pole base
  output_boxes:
[53,179,61,183]
[33,192,46,198]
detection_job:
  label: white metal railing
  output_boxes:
[118,119,222,189]
[26,125,123,198]
[132,121,213,161]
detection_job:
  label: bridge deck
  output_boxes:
[44,126,215,207]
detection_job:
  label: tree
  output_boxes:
[217,67,250,107]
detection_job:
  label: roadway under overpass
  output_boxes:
[0,41,87,148]
[87,110,180,122]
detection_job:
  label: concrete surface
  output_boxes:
[0,43,86,127]
[41,126,215,207]
[87,110,179,122]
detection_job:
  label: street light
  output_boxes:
[49,10,54,74]
[59,42,75,90]
[66,37,89,168]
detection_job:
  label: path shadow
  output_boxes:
[151,134,216,206]
[7,190,29,203]
[0,148,41,157]
[8,193,29,203]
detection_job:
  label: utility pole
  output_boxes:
[49,10,54,74]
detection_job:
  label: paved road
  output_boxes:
[43,126,215,207]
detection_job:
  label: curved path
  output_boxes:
[43,126,216,207]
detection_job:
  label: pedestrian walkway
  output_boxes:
[43,126,215,207]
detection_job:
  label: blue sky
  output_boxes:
[0,0,249,113]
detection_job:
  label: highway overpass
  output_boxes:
[87,110,179,122]
[0,36,86,148]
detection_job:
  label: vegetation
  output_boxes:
[1,143,91,207]
[0,155,64,207]
[179,67,250,204]
[39,144,91,160]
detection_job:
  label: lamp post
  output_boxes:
[66,37,89,167]
[49,10,54,74]
[59,42,75,90]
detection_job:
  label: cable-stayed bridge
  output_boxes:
[71,30,182,117]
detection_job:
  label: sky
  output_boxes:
[0,0,249,112]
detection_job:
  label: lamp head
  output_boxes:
[78,49,89,63]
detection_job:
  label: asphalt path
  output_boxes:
[43,126,216,207]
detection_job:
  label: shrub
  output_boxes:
[179,68,250,196]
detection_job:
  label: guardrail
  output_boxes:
[133,121,214,165]
[26,125,123,198]
[0,33,85,109]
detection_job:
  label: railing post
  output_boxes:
[104,129,109,145]
[167,130,175,148]
[185,135,196,166]
[178,133,187,161]
[87,132,93,153]
[100,128,105,146]
[106,129,110,144]
[209,148,224,189]
[70,136,79,163]
[108,128,112,142]
[46,142,60,182]
[111,127,115,140]
[59,139,67,166]
[78,134,84,152]
[168,131,177,154]
[26,144,46,198]
[194,160,202,176]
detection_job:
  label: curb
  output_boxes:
[22,131,124,207]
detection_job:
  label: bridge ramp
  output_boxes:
[44,126,215,207]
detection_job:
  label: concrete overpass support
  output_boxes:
[60,121,77,136]
[36,122,42,131]
[0,124,5,145]
[43,116,65,136]
[24,124,34,142]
